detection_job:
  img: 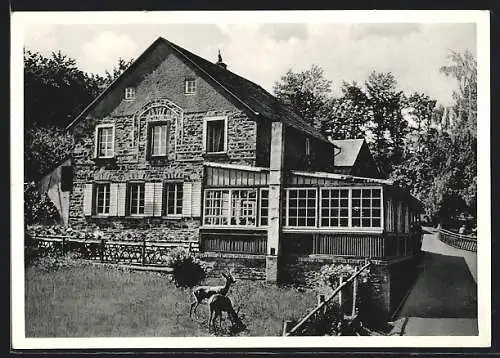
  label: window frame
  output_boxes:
[203,116,228,154]
[125,87,136,100]
[203,188,259,228]
[128,182,146,216]
[163,182,183,217]
[148,121,170,158]
[259,188,270,227]
[184,78,196,94]
[284,187,318,228]
[283,186,384,231]
[94,124,115,159]
[94,182,111,216]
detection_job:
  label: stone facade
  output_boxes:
[68,45,260,234]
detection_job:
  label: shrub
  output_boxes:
[24,182,60,225]
[318,263,370,289]
[165,248,205,288]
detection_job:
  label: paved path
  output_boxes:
[391,228,478,336]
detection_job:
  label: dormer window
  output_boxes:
[184,79,196,94]
[125,87,136,100]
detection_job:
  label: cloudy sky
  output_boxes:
[23,20,477,106]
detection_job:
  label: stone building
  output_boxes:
[42,36,423,318]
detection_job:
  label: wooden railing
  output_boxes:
[438,229,477,252]
[27,235,199,266]
[200,232,267,255]
[284,232,422,259]
[283,261,371,336]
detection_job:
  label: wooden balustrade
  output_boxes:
[438,229,477,252]
[200,232,267,255]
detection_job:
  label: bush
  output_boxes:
[165,248,206,288]
[318,263,370,289]
[24,182,60,225]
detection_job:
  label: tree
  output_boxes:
[440,50,477,134]
[91,57,135,91]
[364,71,408,175]
[24,49,101,128]
[321,82,370,140]
[273,64,332,128]
[24,126,73,181]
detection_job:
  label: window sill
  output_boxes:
[282,227,384,234]
[203,152,229,160]
[200,225,267,231]
[92,157,117,166]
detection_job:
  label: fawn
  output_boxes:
[208,294,246,332]
[189,272,236,318]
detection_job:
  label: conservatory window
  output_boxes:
[351,188,381,228]
[259,189,269,226]
[204,190,230,226]
[286,188,317,227]
[320,188,349,227]
[203,189,259,227]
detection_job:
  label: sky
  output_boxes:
[23,21,477,107]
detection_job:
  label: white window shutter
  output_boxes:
[144,182,155,216]
[117,183,127,217]
[191,182,202,217]
[83,183,93,216]
[153,182,163,217]
[182,182,193,217]
[109,183,118,216]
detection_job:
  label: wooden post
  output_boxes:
[142,235,147,266]
[318,294,325,315]
[351,277,358,317]
[100,238,105,263]
[283,320,293,336]
[338,276,343,306]
[188,241,192,253]
[61,236,66,255]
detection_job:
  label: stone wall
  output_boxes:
[197,252,266,280]
[280,254,418,322]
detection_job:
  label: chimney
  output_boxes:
[215,49,227,69]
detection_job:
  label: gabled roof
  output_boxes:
[330,139,365,167]
[67,37,329,143]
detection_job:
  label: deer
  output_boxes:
[189,272,236,318]
[208,294,246,332]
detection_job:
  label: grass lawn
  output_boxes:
[25,259,318,337]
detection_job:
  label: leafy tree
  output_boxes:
[24,126,73,182]
[364,71,408,175]
[273,64,332,128]
[440,50,477,134]
[321,82,370,140]
[24,49,101,128]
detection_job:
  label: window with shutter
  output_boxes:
[83,183,93,216]
[95,183,111,215]
[61,166,73,192]
[164,182,183,216]
[191,182,202,217]
[129,182,145,215]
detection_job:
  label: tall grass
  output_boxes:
[25,261,317,337]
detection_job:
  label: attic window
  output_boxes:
[184,79,196,94]
[125,87,136,100]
